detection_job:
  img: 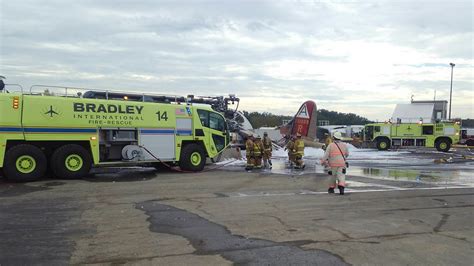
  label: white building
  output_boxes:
[392,100,448,123]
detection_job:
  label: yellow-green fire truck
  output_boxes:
[363,121,460,152]
[0,85,231,181]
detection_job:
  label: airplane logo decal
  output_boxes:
[296,104,309,118]
[44,105,59,117]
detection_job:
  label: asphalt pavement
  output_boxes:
[0,148,473,265]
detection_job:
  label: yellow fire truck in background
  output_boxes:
[363,121,460,152]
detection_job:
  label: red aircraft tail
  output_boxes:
[279,100,318,139]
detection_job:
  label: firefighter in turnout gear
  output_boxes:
[321,131,349,195]
[245,135,255,170]
[285,135,296,167]
[253,135,264,169]
[294,133,305,169]
[262,132,273,169]
[322,132,332,151]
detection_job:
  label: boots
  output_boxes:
[268,160,272,169]
[338,185,345,195]
[328,187,335,194]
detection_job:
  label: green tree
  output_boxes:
[317,109,371,125]
[242,109,371,128]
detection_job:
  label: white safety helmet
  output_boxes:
[333,131,342,140]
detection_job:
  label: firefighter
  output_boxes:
[245,135,255,170]
[285,135,296,167]
[262,132,273,169]
[294,133,305,169]
[322,132,332,151]
[253,135,264,169]
[320,131,349,195]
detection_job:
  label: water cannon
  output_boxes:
[225,94,239,105]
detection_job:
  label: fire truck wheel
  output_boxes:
[376,138,390,151]
[51,144,92,179]
[466,139,474,146]
[179,143,206,171]
[4,144,47,182]
[435,138,451,152]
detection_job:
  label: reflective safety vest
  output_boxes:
[253,140,263,156]
[295,139,304,156]
[323,141,349,167]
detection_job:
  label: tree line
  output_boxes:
[317,109,372,126]
[242,109,371,128]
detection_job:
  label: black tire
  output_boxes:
[179,143,206,171]
[466,139,474,146]
[435,138,451,152]
[4,144,47,182]
[376,138,390,151]
[51,144,92,179]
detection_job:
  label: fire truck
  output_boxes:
[363,121,460,152]
[0,84,236,181]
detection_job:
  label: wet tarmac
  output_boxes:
[0,146,472,265]
[138,201,347,265]
[220,146,474,188]
[0,194,92,265]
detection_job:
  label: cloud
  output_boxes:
[1,0,472,120]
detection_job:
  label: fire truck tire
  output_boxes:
[435,138,451,152]
[51,144,92,179]
[4,144,47,182]
[179,143,206,171]
[376,138,390,151]
[466,139,474,146]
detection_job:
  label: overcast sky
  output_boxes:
[1,0,472,121]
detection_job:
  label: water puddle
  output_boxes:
[218,147,474,186]
[347,167,474,187]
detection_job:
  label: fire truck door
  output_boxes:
[197,110,226,157]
